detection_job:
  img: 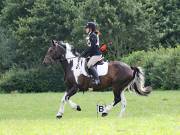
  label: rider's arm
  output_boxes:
[89,33,97,47]
[80,33,97,57]
[80,47,90,57]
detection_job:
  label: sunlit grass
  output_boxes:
[0,91,179,135]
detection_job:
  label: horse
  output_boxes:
[43,40,151,119]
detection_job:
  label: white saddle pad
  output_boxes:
[79,58,108,77]
[70,58,109,83]
[96,62,109,76]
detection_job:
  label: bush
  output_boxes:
[0,27,17,73]
[0,65,66,93]
[122,46,180,90]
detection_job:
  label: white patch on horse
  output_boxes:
[64,42,108,84]
[67,100,78,110]
[119,91,126,117]
[57,92,67,116]
[103,102,114,114]
[65,43,75,60]
[65,43,81,84]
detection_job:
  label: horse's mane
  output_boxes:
[61,41,80,57]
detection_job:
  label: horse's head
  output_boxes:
[43,40,66,65]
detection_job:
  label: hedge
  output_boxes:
[0,65,65,93]
[121,45,180,90]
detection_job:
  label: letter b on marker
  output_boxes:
[97,105,105,113]
[99,105,104,112]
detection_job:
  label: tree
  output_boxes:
[155,0,180,47]
[0,0,35,31]
[0,27,17,73]
[74,0,154,59]
[15,0,78,67]
[0,0,4,12]
[140,0,180,47]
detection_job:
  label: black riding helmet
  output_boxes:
[85,22,96,32]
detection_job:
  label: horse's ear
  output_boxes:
[51,40,56,46]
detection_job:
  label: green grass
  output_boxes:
[0,91,180,135]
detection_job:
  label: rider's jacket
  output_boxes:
[81,32,102,57]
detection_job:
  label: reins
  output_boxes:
[59,56,79,62]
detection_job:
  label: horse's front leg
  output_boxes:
[56,85,80,119]
[56,91,67,119]
[65,85,81,111]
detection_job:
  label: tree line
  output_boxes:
[0,0,179,92]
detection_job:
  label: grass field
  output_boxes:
[0,91,179,135]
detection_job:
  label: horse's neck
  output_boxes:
[60,60,70,74]
[60,57,79,73]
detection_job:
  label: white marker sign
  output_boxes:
[96,104,106,114]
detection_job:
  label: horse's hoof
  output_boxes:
[56,115,62,119]
[77,105,81,111]
[102,112,108,117]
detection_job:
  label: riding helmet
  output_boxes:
[85,22,96,32]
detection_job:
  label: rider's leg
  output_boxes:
[87,55,102,84]
[89,66,100,84]
[87,55,102,68]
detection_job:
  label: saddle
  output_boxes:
[84,57,108,76]
[76,57,108,77]
[85,57,105,74]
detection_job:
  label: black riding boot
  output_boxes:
[88,66,100,85]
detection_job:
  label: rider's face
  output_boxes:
[85,28,90,33]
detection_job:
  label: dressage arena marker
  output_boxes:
[96,101,106,117]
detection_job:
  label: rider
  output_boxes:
[80,22,102,85]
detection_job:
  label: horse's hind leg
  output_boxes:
[102,85,122,117]
[119,90,127,117]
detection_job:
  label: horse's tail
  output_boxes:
[129,67,152,96]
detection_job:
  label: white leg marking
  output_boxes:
[67,100,78,110]
[103,102,114,114]
[56,92,67,116]
[119,91,127,117]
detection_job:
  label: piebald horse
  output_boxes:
[43,40,151,118]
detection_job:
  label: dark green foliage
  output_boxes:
[0,66,65,93]
[0,0,4,12]
[0,0,179,92]
[0,27,17,73]
[15,0,78,67]
[0,0,179,63]
[140,0,180,47]
[0,0,35,31]
[122,46,180,90]
[73,0,153,56]
[155,0,179,47]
